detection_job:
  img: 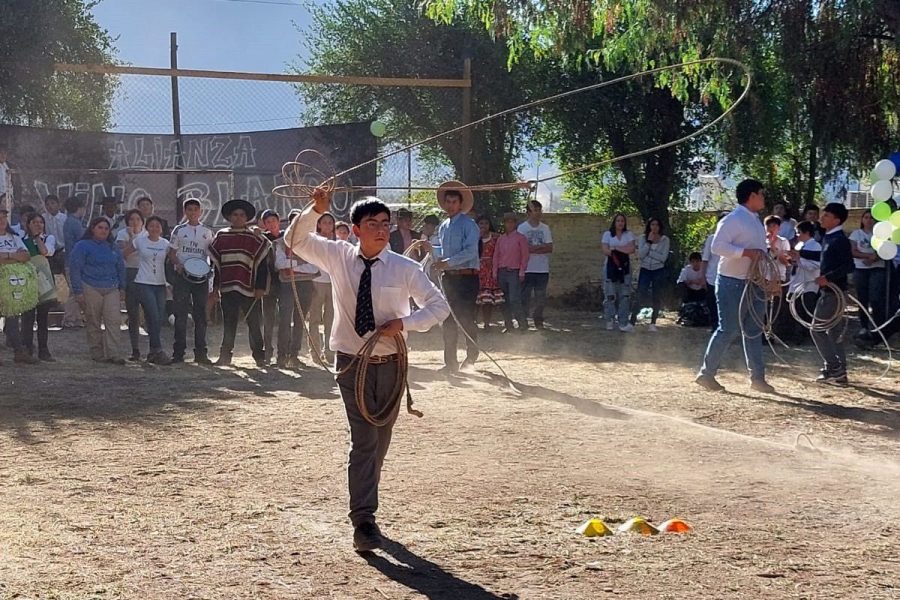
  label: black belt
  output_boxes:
[444,269,479,276]
[337,351,400,365]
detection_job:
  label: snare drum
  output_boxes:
[182,257,211,284]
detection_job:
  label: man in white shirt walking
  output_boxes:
[517,200,553,329]
[696,179,775,394]
[285,189,449,553]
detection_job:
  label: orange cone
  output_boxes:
[577,518,614,537]
[658,518,692,533]
[616,517,659,536]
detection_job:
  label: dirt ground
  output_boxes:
[0,310,897,599]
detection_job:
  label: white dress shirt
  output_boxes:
[789,239,821,295]
[712,204,767,280]
[285,207,450,356]
[42,211,68,248]
[701,234,720,286]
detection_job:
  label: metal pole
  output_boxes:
[407,147,412,209]
[460,58,472,184]
[170,32,185,222]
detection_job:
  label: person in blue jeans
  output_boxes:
[630,216,670,331]
[125,216,172,365]
[696,179,775,394]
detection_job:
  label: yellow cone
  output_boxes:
[658,518,692,533]
[616,517,659,536]
[577,518,614,537]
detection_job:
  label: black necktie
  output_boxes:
[354,257,378,337]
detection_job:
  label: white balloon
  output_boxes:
[874,159,897,181]
[872,237,884,250]
[876,240,898,261]
[871,179,894,202]
[873,221,894,240]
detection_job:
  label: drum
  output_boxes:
[183,257,211,284]
[0,262,39,317]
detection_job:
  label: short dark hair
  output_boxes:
[476,214,495,232]
[349,197,390,226]
[797,220,816,236]
[18,204,35,215]
[802,203,820,215]
[335,220,351,232]
[44,194,60,204]
[136,196,153,206]
[526,200,543,213]
[183,198,201,209]
[644,217,665,237]
[146,215,165,230]
[608,212,628,235]
[82,217,112,241]
[423,214,439,226]
[124,208,144,225]
[735,179,764,205]
[64,197,84,213]
[443,190,463,202]
[764,215,782,227]
[689,252,702,262]
[823,202,848,224]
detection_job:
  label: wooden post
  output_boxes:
[460,58,472,184]
[170,32,185,221]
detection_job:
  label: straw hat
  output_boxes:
[436,180,474,214]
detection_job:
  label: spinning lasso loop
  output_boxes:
[276,57,752,199]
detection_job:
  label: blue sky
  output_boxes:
[90,0,567,206]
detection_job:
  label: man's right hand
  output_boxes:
[742,249,766,260]
[312,187,331,214]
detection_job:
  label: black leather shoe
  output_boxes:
[195,355,213,365]
[750,379,775,394]
[694,375,725,392]
[353,521,383,553]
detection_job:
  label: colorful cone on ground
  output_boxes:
[616,517,659,536]
[658,518,692,533]
[577,518,614,537]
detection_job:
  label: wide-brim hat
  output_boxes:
[436,180,474,214]
[221,198,256,221]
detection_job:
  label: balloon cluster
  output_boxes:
[870,154,900,261]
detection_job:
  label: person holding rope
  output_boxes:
[431,181,481,372]
[284,189,449,553]
[208,199,270,368]
[696,179,776,394]
[791,203,855,385]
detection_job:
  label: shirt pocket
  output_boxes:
[374,285,410,322]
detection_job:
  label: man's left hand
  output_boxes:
[379,319,404,336]
[254,289,266,299]
[433,259,450,271]
[815,276,828,287]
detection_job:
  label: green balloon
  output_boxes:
[893,228,900,244]
[370,120,386,138]
[872,201,892,222]
[891,210,900,228]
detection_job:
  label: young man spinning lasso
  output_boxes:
[284,188,450,552]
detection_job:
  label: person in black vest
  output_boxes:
[792,203,854,384]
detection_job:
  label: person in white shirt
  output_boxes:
[124,216,171,365]
[116,209,146,361]
[308,212,336,363]
[676,252,709,326]
[0,206,39,365]
[601,213,636,331]
[41,195,67,248]
[168,198,214,364]
[20,213,59,362]
[764,215,792,283]
[274,210,318,369]
[696,179,775,394]
[284,190,449,553]
[788,221,821,320]
[98,196,126,239]
[517,200,553,329]
[772,201,798,244]
[630,217,670,331]
[701,212,727,330]
[848,209,886,332]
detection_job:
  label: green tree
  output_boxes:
[0,0,117,130]
[296,0,530,215]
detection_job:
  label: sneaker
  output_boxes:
[353,521,383,553]
[171,355,185,364]
[817,370,848,385]
[695,375,725,392]
[605,321,615,331]
[648,324,658,333]
[255,357,269,368]
[128,351,141,362]
[195,355,213,365]
[38,349,55,362]
[619,324,634,333]
[750,379,776,394]
[214,355,232,367]
[147,351,172,366]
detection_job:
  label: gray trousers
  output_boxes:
[497,269,527,329]
[810,290,847,373]
[335,352,400,527]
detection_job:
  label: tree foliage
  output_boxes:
[0,0,117,130]
[296,0,531,215]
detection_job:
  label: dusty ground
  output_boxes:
[0,310,897,599]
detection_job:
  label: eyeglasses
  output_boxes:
[360,220,391,231]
